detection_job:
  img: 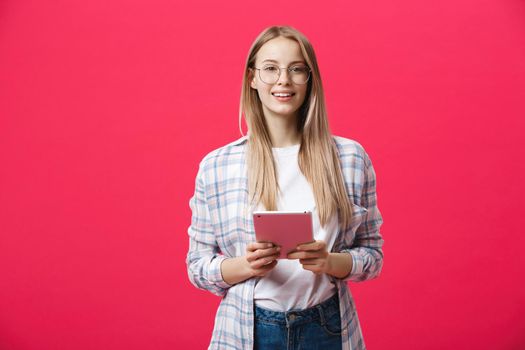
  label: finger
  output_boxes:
[287,251,303,259]
[287,252,299,260]
[259,246,280,257]
[247,241,273,252]
[259,259,278,270]
[250,255,279,269]
[249,252,280,267]
[247,241,275,252]
[287,251,320,260]
[247,246,280,262]
[297,240,326,252]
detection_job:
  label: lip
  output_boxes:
[271,91,295,103]
[272,95,294,102]
[272,91,295,95]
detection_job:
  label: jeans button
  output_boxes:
[289,314,296,321]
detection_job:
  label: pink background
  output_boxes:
[1,0,524,349]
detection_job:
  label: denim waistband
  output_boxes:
[254,292,340,327]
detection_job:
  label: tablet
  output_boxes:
[253,211,315,259]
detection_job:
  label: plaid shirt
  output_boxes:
[186,135,384,350]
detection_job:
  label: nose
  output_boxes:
[277,68,291,84]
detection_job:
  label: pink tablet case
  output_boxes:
[253,211,314,259]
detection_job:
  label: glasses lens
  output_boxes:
[259,64,280,84]
[290,66,310,84]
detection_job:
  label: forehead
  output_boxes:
[255,36,305,64]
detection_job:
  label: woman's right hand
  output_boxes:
[220,242,280,285]
[245,242,280,277]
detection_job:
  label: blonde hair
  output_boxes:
[239,25,353,230]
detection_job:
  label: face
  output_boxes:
[250,36,309,122]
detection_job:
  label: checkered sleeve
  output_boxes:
[341,150,384,282]
[186,162,232,297]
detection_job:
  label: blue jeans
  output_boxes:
[254,293,342,350]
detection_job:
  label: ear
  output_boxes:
[249,69,257,89]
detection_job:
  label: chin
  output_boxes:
[274,110,296,118]
[272,106,300,116]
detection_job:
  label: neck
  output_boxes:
[264,113,301,148]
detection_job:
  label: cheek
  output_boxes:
[257,88,272,101]
[297,91,308,104]
[257,90,269,102]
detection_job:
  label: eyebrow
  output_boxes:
[261,59,306,65]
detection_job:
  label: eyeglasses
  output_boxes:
[253,64,311,85]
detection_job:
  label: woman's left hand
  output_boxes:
[287,240,331,275]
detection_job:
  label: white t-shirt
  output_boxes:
[253,144,339,311]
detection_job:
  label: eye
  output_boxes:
[290,66,308,73]
[263,65,278,71]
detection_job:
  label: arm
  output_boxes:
[326,252,353,278]
[220,242,280,285]
[220,256,253,285]
[287,240,353,278]
[186,163,232,297]
[287,150,384,281]
[340,151,384,282]
[186,163,281,294]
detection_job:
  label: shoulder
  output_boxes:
[332,135,369,165]
[198,135,248,174]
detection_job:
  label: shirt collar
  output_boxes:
[231,135,248,146]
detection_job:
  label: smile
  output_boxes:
[272,92,295,97]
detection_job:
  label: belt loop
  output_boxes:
[316,305,326,326]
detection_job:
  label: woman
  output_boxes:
[186,25,384,350]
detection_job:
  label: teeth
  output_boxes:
[273,93,292,97]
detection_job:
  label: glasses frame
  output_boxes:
[253,64,312,85]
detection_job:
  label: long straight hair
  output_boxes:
[239,25,353,230]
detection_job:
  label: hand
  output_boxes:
[245,242,280,278]
[287,240,331,275]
